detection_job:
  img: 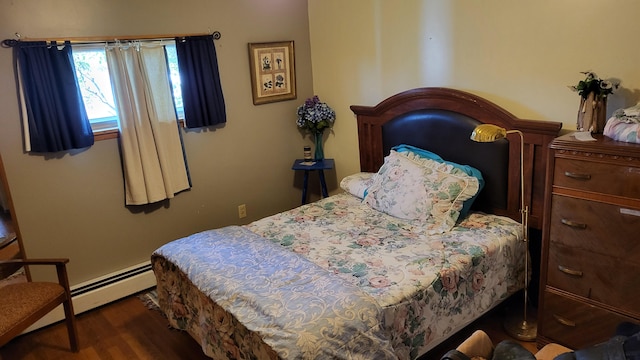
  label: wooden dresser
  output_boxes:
[537,133,640,349]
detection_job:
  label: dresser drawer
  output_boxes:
[547,243,640,316]
[540,291,636,349]
[553,158,640,198]
[549,195,640,260]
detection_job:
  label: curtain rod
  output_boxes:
[2,31,221,48]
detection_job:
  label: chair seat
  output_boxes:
[0,282,64,335]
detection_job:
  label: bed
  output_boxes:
[151,87,562,359]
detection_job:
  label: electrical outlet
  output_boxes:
[238,204,247,218]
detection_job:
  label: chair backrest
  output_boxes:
[0,258,78,352]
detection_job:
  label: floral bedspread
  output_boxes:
[153,225,397,360]
[153,193,525,360]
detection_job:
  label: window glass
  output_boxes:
[164,44,184,119]
[72,46,118,131]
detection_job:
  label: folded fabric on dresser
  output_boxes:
[604,104,640,144]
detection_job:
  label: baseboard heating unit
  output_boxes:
[24,261,157,333]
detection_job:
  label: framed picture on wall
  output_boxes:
[248,41,296,105]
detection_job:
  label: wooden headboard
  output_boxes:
[350,87,562,229]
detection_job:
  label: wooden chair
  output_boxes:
[0,258,78,352]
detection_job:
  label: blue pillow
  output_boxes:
[392,144,485,218]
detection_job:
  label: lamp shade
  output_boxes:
[470,124,508,142]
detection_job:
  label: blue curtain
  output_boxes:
[175,35,226,128]
[16,41,94,152]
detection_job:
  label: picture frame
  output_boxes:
[248,41,296,105]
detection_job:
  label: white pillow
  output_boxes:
[363,151,480,234]
[339,172,375,199]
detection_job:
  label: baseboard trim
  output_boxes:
[24,261,157,333]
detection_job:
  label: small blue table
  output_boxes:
[291,159,334,205]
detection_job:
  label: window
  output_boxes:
[72,42,184,133]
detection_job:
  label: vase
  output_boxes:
[314,132,324,161]
[577,92,607,133]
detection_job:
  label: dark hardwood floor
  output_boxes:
[0,290,211,360]
[0,289,539,360]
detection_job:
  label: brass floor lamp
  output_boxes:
[470,123,537,342]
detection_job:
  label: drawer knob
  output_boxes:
[564,171,592,180]
[553,314,577,327]
[558,265,583,277]
[560,218,587,229]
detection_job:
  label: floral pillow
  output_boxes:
[339,172,375,199]
[392,144,484,218]
[363,150,481,234]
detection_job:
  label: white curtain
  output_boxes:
[106,44,190,205]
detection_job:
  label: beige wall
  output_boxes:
[308,0,640,182]
[0,0,314,284]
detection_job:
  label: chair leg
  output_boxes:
[55,259,79,352]
[62,298,79,352]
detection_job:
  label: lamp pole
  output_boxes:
[504,129,536,341]
[470,124,537,341]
